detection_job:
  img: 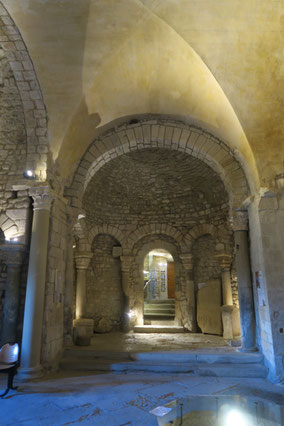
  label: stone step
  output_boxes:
[144,307,175,313]
[60,358,267,378]
[144,310,175,317]
[132,351,264,364]
[62,349,263,364]
[145,299,175,305]
[134,325,184,333]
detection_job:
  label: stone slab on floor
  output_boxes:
[1,372,284,425]
[88,331,231,352]
[134,325,185,333]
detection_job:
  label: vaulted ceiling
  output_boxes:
[3,0,284,188]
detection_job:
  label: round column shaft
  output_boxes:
[120,255,133,329]
[20,187,52,376]
[75,253,92,319]
[221,268,233,306]
[233,211,256,351]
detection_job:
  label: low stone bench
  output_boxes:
[0,343,19,398]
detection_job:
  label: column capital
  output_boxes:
[120,255,133,271]
[215,253,232,269]
[29,186,52,211]
[75,252,92,270]
[231,210,248,231]
[180,253,193,270]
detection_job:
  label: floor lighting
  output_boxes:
[225,409,248,426]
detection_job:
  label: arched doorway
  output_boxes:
[143,249,175,325]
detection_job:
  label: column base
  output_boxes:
[73,318,94,346]
[17,365,43,381]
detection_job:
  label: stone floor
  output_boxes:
[1,371,284,425]
[88,331,232,352]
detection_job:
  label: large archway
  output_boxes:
[74,139,241,338]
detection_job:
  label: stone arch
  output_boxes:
[88,225,126,250]
[185,224,219,250]
[0,2,48,182]
[129,234,183,326]
[0,213,18,240]
[73,217,90,251]
[66,117,250,210]
[127,224,184,251]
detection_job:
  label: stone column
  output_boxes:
[73,252,93,345]
[20,187,52,377]
[63,215,74,345]
[179,253,196,332]
[0,244,26,345]
[216,254,233,306]
[232,211,256,351]
[216,253,234,339]
[120,255,134,329]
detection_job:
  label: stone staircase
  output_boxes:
[60,348,268,378]
[144,299,175,321]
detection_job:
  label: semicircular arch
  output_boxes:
[66,117,251,211]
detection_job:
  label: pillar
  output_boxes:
[73,252,93,345]
[0,244,26,345]
[179,253,196,332]
[233,211,256,351]
[63,214,74,345]
[120,255,134,329]
[216,254,233,306]
[216,253,234,339]
[20,187,52,377]
[74,252,92,319]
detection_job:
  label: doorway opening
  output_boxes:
[143,249,175,325]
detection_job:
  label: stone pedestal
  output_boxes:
[73,318,94,346]
[221,305,234,339]
[233,211,256,352]
[0,244,26,345]
[232,305,241,337]
[20,187,52,379]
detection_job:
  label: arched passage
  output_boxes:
[66,117,251,211]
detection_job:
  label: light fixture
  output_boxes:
[23,169,36,179]
[225,409,248,426]
[127,310,134,318]
[143,270,149,274]
[13,345,19,357]
[12,237,18,242]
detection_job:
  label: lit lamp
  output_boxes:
[23,169,36,179]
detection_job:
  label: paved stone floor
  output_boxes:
[88,331,232,352]
[1,371,284,425]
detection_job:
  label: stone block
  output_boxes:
[197,279,222,335]
[221,305,234,339]
[73,318,94,346]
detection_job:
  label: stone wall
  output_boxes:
[0,45,26,188]
[251,191,284,382]
[192,235,221,287]
[86,234,123,332]
[83,149,229,240]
